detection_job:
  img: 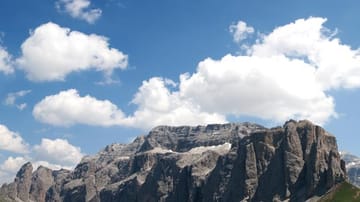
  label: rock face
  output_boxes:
[0,164,70,202]
[340,152,360,187]
[0,120,346,202]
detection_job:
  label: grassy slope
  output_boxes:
[319,182,360,202]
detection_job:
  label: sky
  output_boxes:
[1,0,360,183]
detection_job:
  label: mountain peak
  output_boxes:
[0,120,347,201]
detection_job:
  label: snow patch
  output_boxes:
[187,142,231,154]
[147,147,175,154]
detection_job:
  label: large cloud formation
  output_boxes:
[33,85,225,129]
[179,54,334,125]
[33,17,360,129]
[122,77,226,129]
[17,22,128,81]
[250,17,360,90]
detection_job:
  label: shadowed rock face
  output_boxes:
[0,120,346,202]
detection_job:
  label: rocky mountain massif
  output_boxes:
[0,120,347,202]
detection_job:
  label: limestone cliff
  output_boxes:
[0,120,346,202]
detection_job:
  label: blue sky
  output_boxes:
[1,0,360,183]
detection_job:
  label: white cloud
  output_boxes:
[229,21,254,43]
[33,138,83,166]
[33,89,126,127]
[178,17,357,125]
[0,156,74,184]
[0,125,29,154]
[32,17,360,128]
[0,138,83,184]
[56,0,102,23]
[0,156,27,173]
[32,160,72,171]
[250,17,360,90]
[0,156,27,183]
[17,103,27,111]
[0,123,83,183]
[4,90,31,110]
[33,86,225,130]
[177,16,360,125]
[125,77,226,129]
[17,22,128,81]
[179,54,335,125]
[0,45,14,74]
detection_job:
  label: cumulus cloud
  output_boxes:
[0,138,83,183]
[33,89,126,126]
[0,125,29,154]
[0,45,14,74]
[4,90,31,110]
[17,22,128,81]
[179,54,335,125]
[0,156,27,172]
[33,138,83,166]
[56,0,102,23]
[0,123,83,183]
[0,156,27,183]
[0,155,75,184]
[229,20,254,43]
[33,17,360,128]
[33,86,225,130]
[179,16,360,125]
[250,17,360,90]
[125,77,226,129]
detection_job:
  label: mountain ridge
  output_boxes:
[0,120,347,201]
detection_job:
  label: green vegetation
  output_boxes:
[319,182,360,202]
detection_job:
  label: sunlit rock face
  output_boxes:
[0,120,346,202]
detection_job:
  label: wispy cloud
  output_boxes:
[0,45,14,75]
[4,90,31,111]
[56,0,102,23]
[229,20,255,43]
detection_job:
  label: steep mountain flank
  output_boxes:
[0,120,346,202]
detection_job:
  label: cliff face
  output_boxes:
[0,120,346,202]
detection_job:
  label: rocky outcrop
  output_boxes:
[29,166,54,202]
[0,120,346,202]
[0,164,70,202]
[340,152,360,187]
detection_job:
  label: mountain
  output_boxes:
[0,120,347,202]
[340,152,360,187]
